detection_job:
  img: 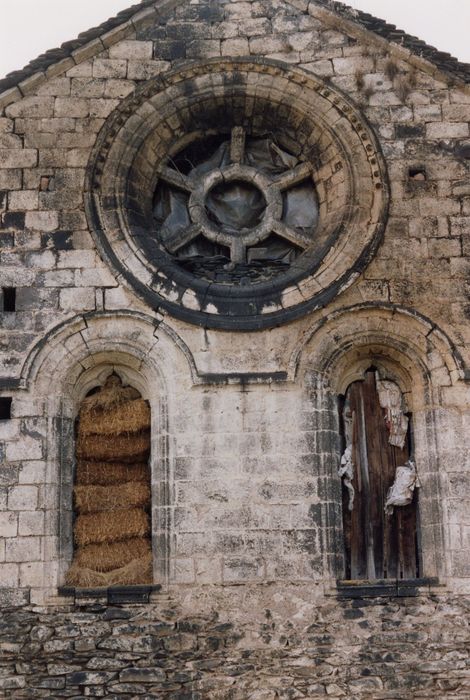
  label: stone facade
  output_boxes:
[0,0,469,697]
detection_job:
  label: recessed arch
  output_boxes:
[22,311,196,592]
[293,303,461,582]
[18,310,198,394]
[290,303,466,399]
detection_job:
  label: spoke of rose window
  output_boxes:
[158,166,193,192]
[163,223,201,254]
[230,238,247,264]
[230,126,246,164]
[271,220,311,250]
[273,161,313,191]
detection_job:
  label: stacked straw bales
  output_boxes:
[66,375,152,587]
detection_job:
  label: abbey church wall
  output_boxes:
[0,0,469,696]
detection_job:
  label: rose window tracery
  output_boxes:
[153,129,318,284]
[87,60,388,329]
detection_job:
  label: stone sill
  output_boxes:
[58,584,162,605]
[335,577,441,598]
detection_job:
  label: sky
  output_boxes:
[0,0,469,81]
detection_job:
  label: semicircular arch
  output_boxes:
[291,303,465,406]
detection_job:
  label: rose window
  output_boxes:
[87,60,388,329]
[153,128,318,284]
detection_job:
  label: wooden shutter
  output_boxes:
[341,371,419,580]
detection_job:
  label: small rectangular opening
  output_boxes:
[408,167,426,181]
[2,287,16,312]
[39,175,53,192]
[0,398,12,420]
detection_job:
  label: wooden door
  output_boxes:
[341,371,419,580]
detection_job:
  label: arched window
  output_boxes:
[339,369,420,580]
[65,374,152,587]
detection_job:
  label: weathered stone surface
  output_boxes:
[0,0,469,697]
[0,594,467,697]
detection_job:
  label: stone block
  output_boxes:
[37,78,71,96]
[127,61,170,80]
[74,267,117,287]
[302,59,334,77]
[66,61,93,78]
[5,96,54,118]
[0,118,14,133]
[426,122,469,138]
[101,20,134,48]
[186,40,221,58]
[25,211,59,232]
[0,466,19,487]
[0,512,18,537]
[71,78,106,98]
[0,676,25,690]
[5,436,43,461]
[45,57,75,79]
[223,557,265,582]
[170,558,195,584]
[427,238,462,258]
[119,668,166,683]
[418,198,460,216]
[19,511,44,536]
[19,561,45,587]
[8,190,39,211]
[0,169,22,189]
[92,59,128,79]
[195,557,223,584]
[221,38,250,56]
[59,287,96,312]
[109,40,153,59]
[104,79,136,99]
[5,536,41,562]
[57,250,96,268]
[72,37,104,64]
[450,258,470,277]
[0,418,20,440]
[54,97,90,117]
[0,149,37,168]
[225,2,255,19]
[11,398,45,418]
[249,36,290,54]
[25,250,57,269]
[0,132,22,148]
[89,98,120,118]
[451,550,470,577]
[8,486,38,511]
[104,286,148,311]
[0,564,19,587]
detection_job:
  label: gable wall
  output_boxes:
[0,1,469,696]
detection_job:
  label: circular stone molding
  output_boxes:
[85,58,389,330]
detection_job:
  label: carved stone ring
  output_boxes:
[86,59,388,329]
[156,126,314,265]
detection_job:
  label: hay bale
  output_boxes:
[79,399,150,437]
[65,552,153,587]
[75,461,149,486]
[73,537,151,572]
[74,508,150,546]
[74,482,151,513]
[76,430,150,462]
[81,375,141,413]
